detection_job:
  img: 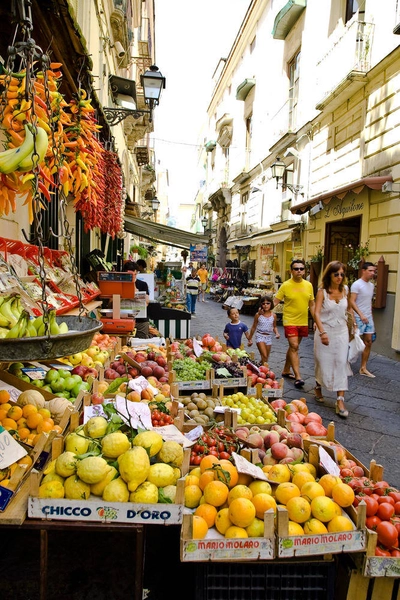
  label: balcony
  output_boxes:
[269,100,297,148]
[315,20,374,111]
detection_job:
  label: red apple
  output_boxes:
[91,393,104,405]
[271,442,289,461]
[71,365,89,378]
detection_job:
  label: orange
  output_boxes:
[228,484,253,505]
[184,484,203,509]
[17,427,31,440]
[318,474,342,498]
[229,497,256,527]
[22,404,38,418]
[200,454,220,473]
[267,464,291,483]
[192,515,208,539]
[291,471,315,490]
[248,480,272,496]
[31,433,41,446]
[0,479,10,487]
[0,408,8,421]
[203,480,229,507]
[17,417,28,428]
[215,507,233,535]
[303,518,328,534]
[251,493,277,519]
[237,472,253,486]
[199,470,216,491]
[225,526,248,539]
[310,496,337,522]
[2,417,18,430]
[191,467,201,478]
[301,481,325,502]
[0,390,11,404]
[327,515,354,532]
[52,425,63,434]
[288,521,304,535]
[185,474,200,487]
[194,503,217,528]
[1,403,12,414]
[331,482,355,508]
[246,517,265,537]
[286,496,312,524]
[26,412,44,430]
[275,482,301,505]
[17,455,33,468]
[38,408,51,419]
[37,418,55,434]
[214,460,238,488]
[7,405,23,421]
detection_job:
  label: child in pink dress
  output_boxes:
[248,296,280,364]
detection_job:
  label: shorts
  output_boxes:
[284,325,309,338]
[355,315,375,335]
[255,332,272,345]
[200,283,207,291]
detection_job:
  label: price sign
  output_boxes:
[83,404,107,423]
[115,396,152,429]
[193,338,203,357]
[319,446,340,476]
[232,452,269,481]
[128,376,158,396]
[0,426,27,469]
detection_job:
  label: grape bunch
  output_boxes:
[172,358,213,381]
[215,362,245,378]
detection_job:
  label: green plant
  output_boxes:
[348,241,369,269]
[130,245,149,258]
[310,246,324,263]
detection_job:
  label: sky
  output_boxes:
[153,0,250,220]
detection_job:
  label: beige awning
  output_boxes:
[124,216,209,250]
[251,229,293,245]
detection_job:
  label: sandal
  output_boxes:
[314,385,324,403]
[294,379,305,389]
[281,372,296,380]
[335,396,348,418]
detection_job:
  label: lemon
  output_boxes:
[41,472,65,486]
[132,430,163,457]
[101,431,131,458]
[84,416,108,439]
[77,456,109,484]
[130,481,159,503]
[55,451,77,477]
[146,463,176,488]
[103,477,129,502]
[118,446,150,492]
[64,475,91,499]
[157,441,184,467]
[64,431,90,454]
[172,467,181,484]
[38,480,65,499]
[43,458,56,475]
[161,485,177,503]
[90,466,118,496]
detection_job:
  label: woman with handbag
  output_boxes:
[313,261,353,418]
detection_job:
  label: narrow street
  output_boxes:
[190,296,400,489]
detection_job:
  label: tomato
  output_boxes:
[391,549,400,557]
[375,546,392,557]
[377,502,395,521]
[378,495,395,506]
[191,455,202,465]
[217,441,225,453]
[373,481,390,496]
[227,445,237,454]
[152,410,161,420]
[219,451,231,460]
[366,515,381,531]
[208,449,219,457]
[391,516,400,536]
[193,444,204,454]
[377,521,399,548]
[370,493,380,502]
[353,494,365,508]
[389,492,400,503]
[363,496,379,517]
[394,501,400,515]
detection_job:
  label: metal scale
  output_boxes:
[97,272,137,334]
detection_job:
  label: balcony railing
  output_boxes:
[315,20,374,105]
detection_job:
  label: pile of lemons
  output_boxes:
[38,417,184,504]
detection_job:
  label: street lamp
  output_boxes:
[201,215,208,229]
[104,65,166,126]
[150,197,160,212]
[270,156,304,196]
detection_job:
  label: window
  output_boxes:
[288,51,300,131]
[345,0,364,24]
[245,115,252,168]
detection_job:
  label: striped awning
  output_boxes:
[124,216,209,250]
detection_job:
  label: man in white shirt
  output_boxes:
[350,262,376,377]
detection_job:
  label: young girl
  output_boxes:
[223,307,253,349]
[248,296,280,364]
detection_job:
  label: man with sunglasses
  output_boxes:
[350,262,377,377]
[274,259,315,388]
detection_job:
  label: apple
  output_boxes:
[50,379,66,393]
[45,369,60,384]
[91,393,104,405]
[85,346,101,359]
[58,369,72,379]
[247,433,264,449]
[71,366,88,379]
[32,379,44,388]
[84,367,98,381]
[64,376,78,391]
[263,430,280,449]
[95,351,109,365]
[80,355,95,368]
[69,353,83,365]
[271,442,289,460]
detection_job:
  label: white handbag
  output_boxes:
[348,329,365,363]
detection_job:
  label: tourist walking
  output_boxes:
[248,296,280,364]
[186,268,200,316]
[223,307,252,349]
[350,262,377,378]
[197,263,209,302]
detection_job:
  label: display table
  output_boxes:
[148,303,191,339]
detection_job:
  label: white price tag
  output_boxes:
[193,338,203,357]
[128,376,158,396]
[0,427,27,469]
[115,396,152,429]
[214,406,241,414]
[319,446,341,476]
[232,452,268,481]
[185,425,203,441]
[153,424,193,447]
[83,404,107,423]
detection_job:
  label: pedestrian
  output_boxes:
[248,296,280,364]
[122,260,151,338]
[136,259,147,273]
[313,261,353,418]
[186,268,200,317]
[223,307,252,349]
[197,262,209,302]
[350,261,377,378]
[273,259,315,388]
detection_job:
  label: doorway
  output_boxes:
[218,227,228,268]
[325,216,361,280]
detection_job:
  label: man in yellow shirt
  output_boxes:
[274,259,315,388]
[197,263,209,302]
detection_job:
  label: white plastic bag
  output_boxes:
[348,330,365,363]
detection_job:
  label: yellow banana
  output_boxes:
[0,123,35,174]
[49,310,60,335]
[17,125,49,172]
[0,298,18,327]
[5,312,28,338]
[0,314,10,327]
[0,327,9,338]
[26,320,37,337]
[10,297,23,320]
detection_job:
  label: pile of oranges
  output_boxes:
[0,390,62,447]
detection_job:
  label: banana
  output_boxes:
[0,327,9,338]
[33,315,44,331]
[0,314,10,327]
[25,319,37,337]
[49,310,60,335]
[0,298,18,327]
[10,296,23,320]
[17,125,49,172]
[0,123,35,174]
[5,312,28,338]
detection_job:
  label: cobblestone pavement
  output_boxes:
[190,297,400,488]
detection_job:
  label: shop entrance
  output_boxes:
[218,227,228,268]
[325,216,361,275]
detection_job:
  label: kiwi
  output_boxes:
[196,399,208,410]
[198,393,207,400]
[206,399,216,409]
[189,409,200,418]
[191,392,199,400]
[186,402,197,412]
[182,397,191,406]
[204,407,214,418]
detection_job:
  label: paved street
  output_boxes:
[190,297,400,489]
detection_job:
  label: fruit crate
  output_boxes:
[247,379,284,399]
[275,502,367,558]
[180,511,276,562]
[194,559,336,600]
[358,529,400,577]
[210,365,248,389]
[345,567,400,599]
[0,369,57,401]
[168,369,212,393]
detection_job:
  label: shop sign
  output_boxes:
[190,244,207,262]
[323,196,364,219]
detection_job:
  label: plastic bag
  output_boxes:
[348,330,365,363]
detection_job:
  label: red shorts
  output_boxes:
[284,326,309,338]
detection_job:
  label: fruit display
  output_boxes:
[181,392,220,428]
[236,424,304,467]
[0,295,70,338]
[220,392,277,426]
[189,425,241,466]
[270,397,329,437]
[246,363,280,390]
[172,358,212,382]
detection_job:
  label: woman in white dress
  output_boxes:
[313,261,353,418]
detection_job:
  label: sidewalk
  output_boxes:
[190,297,400,489]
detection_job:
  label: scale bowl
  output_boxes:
[0,316,103,362]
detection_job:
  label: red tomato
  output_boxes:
[363,496,379,517]
[373,481,390,496]
[378,495,395,506]
[370,494,380,502]
[217,441,225,453]
[152,410,161,420]
[208,449,219,457]
[219,451,231,460]
[375,546,392,557]
[389,492,400,503]
[366,515,381,530]
[394,501,400,515]
[391,549,400,557]
[193,444,204,454]
[377,521,399,548]
[191,455,202,465]
[391,516,400,535]
[377,503,395,521]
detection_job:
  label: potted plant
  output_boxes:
[348,241,369,270]
[310,246,324,277]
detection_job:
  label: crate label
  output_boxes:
[28,498,183,524]
[212,378,247,387]
[22,367,47,380]
[177,381,211,390]
[0,484,14,511]
[84,404,107,423]
[181,537,275,561]
[278,529,366,557]
[247,387,283,398]
[0,427,27,469]
[364,556,400,577]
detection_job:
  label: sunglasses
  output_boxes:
[333,272,345,277]
[293,267,305,271]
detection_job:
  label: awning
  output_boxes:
[124,216,209,250]
[272,0,307,40]
[251,229,293,245]
[290,176,393,215]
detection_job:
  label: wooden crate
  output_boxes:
[359,528,400,578]
[180,510,276,562]
[247,379,284,399]
[345,568,400,598]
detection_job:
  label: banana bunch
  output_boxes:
[0,297,69,339]
[0,123,48,175]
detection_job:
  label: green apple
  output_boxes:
[20,375,31,383]
[32,379,44,388]
[9,362,25,374]
[50,379,66,393]
[69,353,83,365]
[45,369,60,384]
[71,374,83,384]
[58,369,72,379]
[42,385,53,393]
[64,376,78,391]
